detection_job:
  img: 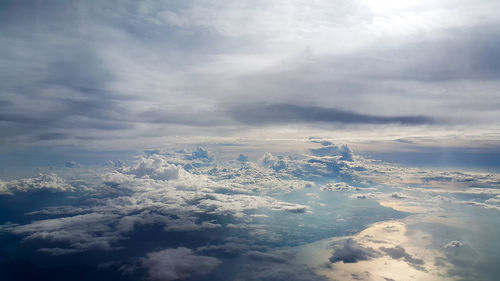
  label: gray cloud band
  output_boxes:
[227,104,434,125]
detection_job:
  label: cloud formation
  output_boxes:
[0,173,73,194]
[228,104,434,126]
[139,247,220,281]
[1,0,500,150]
[329,238,379,263]
[0,142,499,280]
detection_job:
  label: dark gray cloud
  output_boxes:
[329,238,379,263]
[228,104,434,126]
[139,247,220,281]
[379,246,424,265]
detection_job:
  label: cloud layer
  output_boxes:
[1,0,500,150]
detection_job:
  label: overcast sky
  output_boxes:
[1,0,500,151]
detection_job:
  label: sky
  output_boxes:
[1,0,500,152]
[1,1,500,281]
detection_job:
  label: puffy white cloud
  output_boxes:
[197,193,308,217]
[2,145,499,262]
[1,152,314,254]
[120,155,185,180]
[309,144,353,161]
[320,182,359,191]
[0,173,73,194]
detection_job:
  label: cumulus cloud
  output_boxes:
[0,173,73,194]
[310,143,354,161]
[1,151,314,254]
[120,155,184,180]
[0,143,497,264]
[184,148,215,162]
[139,247,220,281]
[320,182,359,191]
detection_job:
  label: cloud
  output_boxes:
[379,246,424,266]
[139,247,220,281]
[184,147,215,162]
[0,143,498,277]
[227,104,434,126]
[6,213,120,252]
[0,173,73,194]
[120,155,184,180]
[2,151,314,254]
[310,144,354,161]
[444,241,463,249]
[390,193,405,199]
[1,0,500,151]
[329,238,379,263]
[0,140,499,281]
[320,182,359,192]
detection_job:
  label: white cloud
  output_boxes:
[2,145,499,259]
[1,152,313,254]
[0,173,73,194]
[6,213,120,252]
[120,155,185,180]
[320,182,359,191]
